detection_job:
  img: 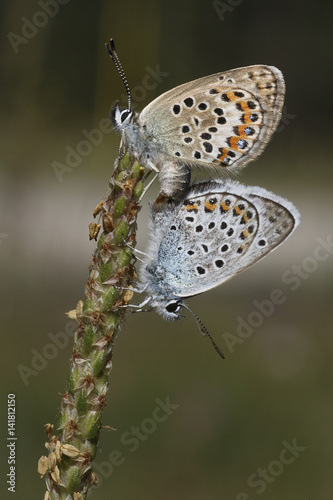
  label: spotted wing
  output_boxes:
[139,65,284,172]
[153,180,299,297]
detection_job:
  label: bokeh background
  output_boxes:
[1,0,332,498]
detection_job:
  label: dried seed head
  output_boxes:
[37,456,48,476]
[47,452,57,470]
[102,212,114,233]
[93,200,104,217]
[61,444,83,458]
[50,465,61,484]
[89,222,101,240]
[44,423,54,438]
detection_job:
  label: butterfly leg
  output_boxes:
[138,172,159,201]
[121,236,148,262]
[120,295,152,313]
[146,159,160,173]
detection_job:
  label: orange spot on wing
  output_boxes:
[228,137,241,150]
[185,203,199,212]
[242,113,254,124]
[218,147,229,162]
[220,202,231,211]
[238,101,256,112]
[238,125,253,137]
[226,91,238,101]
[204,200,217,211]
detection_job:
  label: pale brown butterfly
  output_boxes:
[106,39,285,199]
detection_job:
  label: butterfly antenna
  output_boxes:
[105,38,132,111]
[183,304,225,359]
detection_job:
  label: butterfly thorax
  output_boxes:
[141,260,184,321]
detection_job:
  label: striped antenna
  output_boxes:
[105,38,132,111]
[183,304,225,359]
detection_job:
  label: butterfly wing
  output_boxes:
[152,180,299,297]
[138,65,284,172]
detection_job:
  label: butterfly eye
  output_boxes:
[120,110,131,122]
[165,301,181,313]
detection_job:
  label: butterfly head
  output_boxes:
[111,101,134,131]
[152,297,184,321]
[164,299,184,319]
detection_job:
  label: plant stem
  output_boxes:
[38,153,145,499]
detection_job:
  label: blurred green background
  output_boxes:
[1,0,332,498]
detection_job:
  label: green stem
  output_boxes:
[38,153,144,499]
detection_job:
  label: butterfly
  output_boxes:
[106,39,285,199]
[136,179,300,357]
